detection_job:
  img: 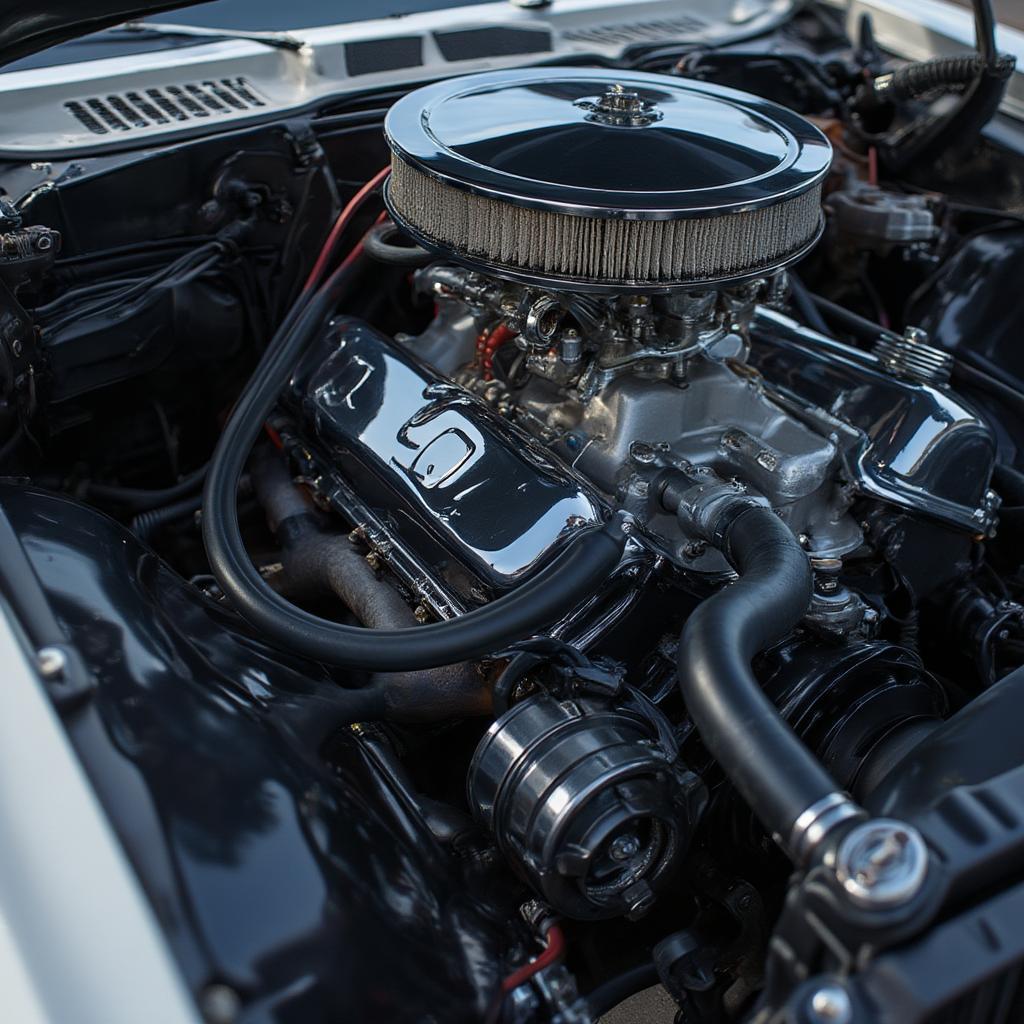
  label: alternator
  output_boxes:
[468,690,705,920]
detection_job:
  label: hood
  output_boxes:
[0,1,203,67]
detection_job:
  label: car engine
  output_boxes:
[3,5,1024,1024]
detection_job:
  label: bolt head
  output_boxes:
[808,984,853,1024]
[37,646,66,680]
[835,819,928,908]
[200,983,241,1024]
[629,441,656,465]
[608,834,641,862]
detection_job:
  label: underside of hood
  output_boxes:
[0,1,203,68]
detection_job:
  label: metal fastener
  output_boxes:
[609,834,641,861]
[808,984,853,1024]
[200,983,241,1024]
[559,328,582,367]
[629,441,656,465]
[835,819,928,908]
[37,646,67,680]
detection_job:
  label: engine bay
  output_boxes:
[3,4,1024,1023]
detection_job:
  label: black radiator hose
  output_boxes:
[674,501,844,853]
[202,256,628,671]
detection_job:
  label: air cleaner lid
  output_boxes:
[384,68,831,290]
[384,67,832,220]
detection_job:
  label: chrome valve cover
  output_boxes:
[299,319,608,598]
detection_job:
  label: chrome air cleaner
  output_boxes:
[383,68,831,293]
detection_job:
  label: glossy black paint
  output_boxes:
[384,68,832,218]
[0,483,506,1023]
[867,663,1024,818]
[0,0,204,68]
[913,226,1024,393]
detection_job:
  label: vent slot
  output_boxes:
[434,27,552,61]
[64,78,266,136]
[563,16,708,46]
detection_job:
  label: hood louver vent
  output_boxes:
[64,78,265,136]
[563,15,708,46]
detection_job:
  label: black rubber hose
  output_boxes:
[882,54,1012,101]
[973,0,999,69]
[676,505,838,847]
[585,962,660,1019]
[806,291,889,345]
[787,274,830,336]
[130,494,201,545]
[84,462,208,512]
[363,221,433,267]
[202,256,629,671]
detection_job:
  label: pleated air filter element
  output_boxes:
[384,69,832,293]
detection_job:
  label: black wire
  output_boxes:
[584,962,660,1019]
[130,494,202,545]
[0,423,24,465]
[946,202,1024,225]
[82,462,208,512]
[312,109,389,132]
[806,291,893,346]
[973,0,998,69]
[806,289,1024,423]
[41,243,224,334]
[953,359,1024,423]
[787,274,831,335]
[52,235,215,269]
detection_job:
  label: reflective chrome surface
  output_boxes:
[751,308,997,533]
[303,319,607,592]
[384,67,832,219]
[468,690,703,920]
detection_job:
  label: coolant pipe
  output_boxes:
[662,474,863,862]
[250,447,491,722]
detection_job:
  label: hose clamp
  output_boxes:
[787,792,864,866]
[667,475,769,547]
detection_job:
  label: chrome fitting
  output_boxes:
[36,645,68,681]
[835,819,929,909]
[807,983,853,1024]
[787,792,864,866]
[873,326,953,387]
